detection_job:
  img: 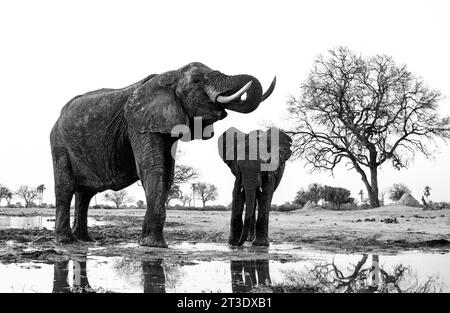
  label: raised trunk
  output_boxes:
[207,72,275,113]
[237,185,256,246]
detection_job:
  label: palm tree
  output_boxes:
[36,184,46,205]
[5,192,13,206]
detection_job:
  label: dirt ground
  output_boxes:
[0,205,449,264]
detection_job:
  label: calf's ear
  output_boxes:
[218,127,246,176]
[124,75,188,134]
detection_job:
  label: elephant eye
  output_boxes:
[192,74,203,84]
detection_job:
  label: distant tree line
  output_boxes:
[101,163,219,209]
[0,184,46,208]
[294,183,355,210]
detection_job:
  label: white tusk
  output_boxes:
[216,81,253,104]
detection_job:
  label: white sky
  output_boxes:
[0,0,449,206]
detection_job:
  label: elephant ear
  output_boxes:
[263,128,292,165]
[218,127,246,176]
[278,130,293,164]
[124,76,188,134]
[273,163,286,190]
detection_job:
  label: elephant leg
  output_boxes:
[242,260,257,292]
[72,191,95,241]
[140,172,169,247]
[142,259,166,293]
[255,259,271,286]
[130,133,172,248]
[52,149,76,244]
[230,261,246,293]
[253,176,274,246]
[228,180,245,245]
[53,260,70,293]
[73,259,92,292]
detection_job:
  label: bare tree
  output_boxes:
[173,164,199,185]
[180,194,192,207]
[163,164,198,207]
[288,47,450,207]
[103,190,134,209]
[16,185,39,208]
[166,184,182,206]
[192,182,218,207]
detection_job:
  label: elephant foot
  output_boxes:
[228,237,239,246]
[247,233,255,242]
[72,229,94,242]
[139,234,168,248]
[56,232,77,244]
[252,238,269,246]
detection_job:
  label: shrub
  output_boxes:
[271,202,302,212]
[358,203,372,210]
[389,183,411,201]
[427,201,450,210]
[89,204,114,210]
[336,203,358,211]
[321,186,354,210]
[168,205,229,211]
[293,189,308,206]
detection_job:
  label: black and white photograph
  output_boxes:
[0,0,449,302]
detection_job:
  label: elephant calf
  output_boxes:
[218,127,292,246]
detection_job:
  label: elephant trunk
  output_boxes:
[207,72,276,114]
[237,184,256,246]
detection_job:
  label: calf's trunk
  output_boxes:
[237,185,256,246]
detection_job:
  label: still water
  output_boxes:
[0,215,448,293]
[0,216,107,230]
[0,248,448,293]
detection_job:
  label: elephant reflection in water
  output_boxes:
[230,260,271,293]
[53,257,92,293]
[142,260,166,293]
[304,254,442,293]
[113,258,174,293]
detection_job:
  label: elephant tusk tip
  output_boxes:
[261,76,277,102]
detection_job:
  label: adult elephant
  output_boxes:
[218,127,292,246]
[50,62,276,247]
